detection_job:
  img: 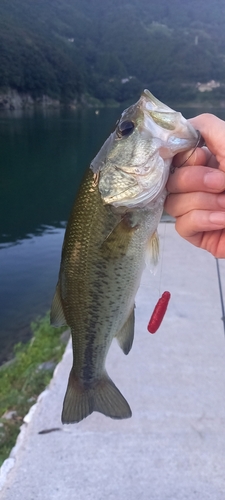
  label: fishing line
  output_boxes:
[147,220,171,334]
[170,130,204,174]
[158,221,167,296]
[215,258,225,335]
[148,130,204,332]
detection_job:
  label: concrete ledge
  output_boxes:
[1,223,225,499]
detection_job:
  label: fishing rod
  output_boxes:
[215,258,225,335]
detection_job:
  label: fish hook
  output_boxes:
[170,130,204,174]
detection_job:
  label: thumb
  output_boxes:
[189,114,225,170]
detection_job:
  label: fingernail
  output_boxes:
[209,212,225,224]
[204,170,225,189]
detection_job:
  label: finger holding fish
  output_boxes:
[189,114,225,168]
[166,164,225,196]
[166,190,225,219]
[165,112,225,258]
[174,211,225,259]
[172,146,217,170]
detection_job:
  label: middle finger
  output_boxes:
[165,191,225,218]
[166,165,225,194]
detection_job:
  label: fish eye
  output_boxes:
[117,120,135,137]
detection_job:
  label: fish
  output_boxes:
[50,89,198,424]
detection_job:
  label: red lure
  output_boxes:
[147,291,171,334]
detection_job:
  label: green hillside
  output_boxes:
[0,0,225,105]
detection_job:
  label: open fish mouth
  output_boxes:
[141,90,199,154]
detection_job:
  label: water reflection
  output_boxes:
[0,107,121,244]
[0,226,65,363]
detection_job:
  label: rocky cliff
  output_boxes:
[0,90,61,110]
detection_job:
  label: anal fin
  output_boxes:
[116,307,135,355]
[145,230,160,273]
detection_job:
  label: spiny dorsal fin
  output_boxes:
[145,230,160,274]
[116,307,135,355]
[50,284,67,327]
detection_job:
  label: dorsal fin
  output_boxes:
[50,284,67,327]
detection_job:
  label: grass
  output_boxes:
[0,313,67,466]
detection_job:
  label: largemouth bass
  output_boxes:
[51,89,198,424]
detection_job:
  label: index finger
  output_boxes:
[166,164,225,194]
[173,146,213,169]
[189,114,225,171]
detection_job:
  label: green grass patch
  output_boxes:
[0,313,67,466]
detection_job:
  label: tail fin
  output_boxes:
[61,369,132,424]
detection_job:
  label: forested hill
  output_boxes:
[1,0,225,106]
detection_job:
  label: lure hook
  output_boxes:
[170,130,204,174]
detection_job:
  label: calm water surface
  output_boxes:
[1,105,225,363]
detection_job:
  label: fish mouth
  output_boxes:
[140,89,199,155]
[170,130,203,173]
[141,89,174,112]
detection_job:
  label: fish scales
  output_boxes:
[51,89,199,423]
[62,169,156,378]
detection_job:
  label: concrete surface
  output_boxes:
[1,222,225,500]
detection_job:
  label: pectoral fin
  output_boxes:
[50,284,67,327]
[116,307,135,355]
[101,213,139,258]
[145,230,160,273]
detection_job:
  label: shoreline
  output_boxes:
[0,88,224,112]
[0,314,68,467]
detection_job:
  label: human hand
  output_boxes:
[165,114,225,258]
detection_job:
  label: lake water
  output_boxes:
[1,104,225,364]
